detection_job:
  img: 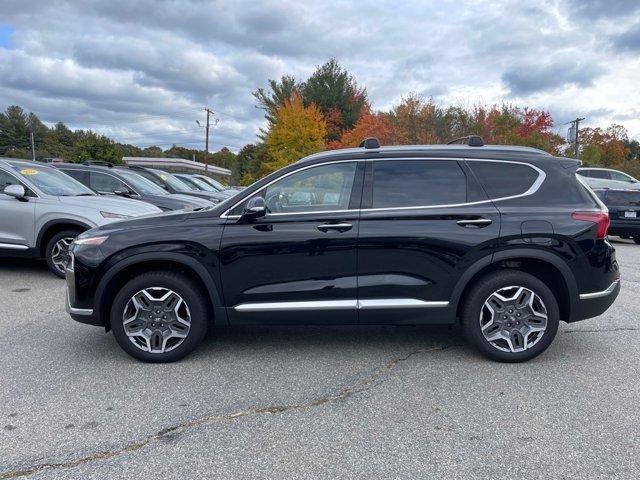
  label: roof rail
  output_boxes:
[83,160,113,167]
[446,135,484,147]
[359,137,380,149]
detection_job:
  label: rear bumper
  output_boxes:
[567,279,621,323]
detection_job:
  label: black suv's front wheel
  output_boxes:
[111,272,209,362]
[461,270,559,362]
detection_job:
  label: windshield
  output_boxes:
[148,169,195,192]
[11,164,94,196]
[185,176,216,191]
[116,169,168,195]
[198,176,227,191]
[605,190,640,206]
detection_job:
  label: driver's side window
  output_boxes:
[610,171,634,183]
[229,162,358,216]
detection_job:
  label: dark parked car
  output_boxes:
[173,173,239,199]
[128,166,227,203]
[190,174,243,194]
[66,137,619,363]
[594,188,640,243]
[53,163,214,211]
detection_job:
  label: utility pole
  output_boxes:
[567,117,585,159]
[30,129,35,161]
[203,107,214,172]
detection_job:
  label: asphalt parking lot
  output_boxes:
[1,240,639,479]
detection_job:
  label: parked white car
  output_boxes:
[577,167,640,190]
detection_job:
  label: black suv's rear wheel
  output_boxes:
[461,270,559,362]
[111,272,209,362]
[45,229,81,278]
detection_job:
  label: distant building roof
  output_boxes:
[123,156,231,177]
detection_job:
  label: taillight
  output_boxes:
[572,211,610,239]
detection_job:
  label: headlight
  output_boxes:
[73,235,109,246]
[100,211,132,219]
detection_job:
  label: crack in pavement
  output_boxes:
[0,344,457,479]
[562,327,640,334]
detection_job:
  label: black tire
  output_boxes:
[461,270,559,363]
[111,271,209,363]
[45,229,81,278]
[633,236,640,244]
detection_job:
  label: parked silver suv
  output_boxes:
[0,158,162,277]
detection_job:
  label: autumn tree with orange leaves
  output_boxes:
[263,94,326,176]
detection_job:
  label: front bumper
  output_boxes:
[65,261,101,326]
[568,279,621,323]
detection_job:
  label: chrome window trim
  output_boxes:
[233,298,449,312]
[579,279,620,300]
[221,157,545,219]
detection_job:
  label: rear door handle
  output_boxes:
[457,218,492,228]
[317,223,353,232]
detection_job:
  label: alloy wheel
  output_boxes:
[50,237,74,274]
[122,287,191,353]
[479,285,548,353]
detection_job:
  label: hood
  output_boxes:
[180,191,226,202]
[139,194,210,211]
[90,208,191,234]
[58,195,162,216]
[167,193,215,208]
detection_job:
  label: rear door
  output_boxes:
[357,158,500,324]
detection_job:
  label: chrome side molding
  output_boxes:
[0,243,28,250]
[233,298,449,312]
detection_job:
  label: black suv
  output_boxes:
[593,188,640,243]
[65,138,620,363]
[53,163,214,211]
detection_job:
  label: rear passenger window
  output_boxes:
[467,161,539,199]
[371,160,467,208]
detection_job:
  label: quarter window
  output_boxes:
[371,160,467,208]
[468,161,540,199]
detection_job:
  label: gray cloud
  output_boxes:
[0,0,638,148]
[502,61,604,96]
[614,23,640,52]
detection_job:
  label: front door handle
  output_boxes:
[457,218,492,228]
[317,223,353,233]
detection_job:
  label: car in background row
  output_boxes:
[173,173,239,199]
[190,174,244,194]
[594,188,640,243]
[577,167,640,191]
[53,163,214,211]
[128,166,228,203]
[0,157,161,277]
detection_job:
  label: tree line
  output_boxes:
[2,58,639,185]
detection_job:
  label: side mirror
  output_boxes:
[114,188,131,197]
[242,196,267,219]
[4,184,27,201]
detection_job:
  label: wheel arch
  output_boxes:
[37,219,91,256]
[94,252,224,330]
[452,249,577,322]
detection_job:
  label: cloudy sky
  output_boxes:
[1,0,639,151]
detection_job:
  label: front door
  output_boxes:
[357,159,501,324]
[220,161,363,325]
[0,168,36,249]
